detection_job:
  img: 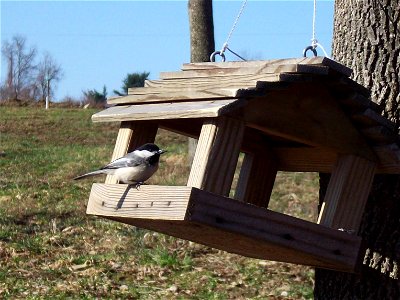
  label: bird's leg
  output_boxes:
[134,181,145,190]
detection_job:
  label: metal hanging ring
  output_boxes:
[210,51,226,62]
[303,46,318,57]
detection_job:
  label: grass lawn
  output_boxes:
[0,106,317,299]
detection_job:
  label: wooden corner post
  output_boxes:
[187,117,245,196]
[234,149,278,208]
[318,154,376,232]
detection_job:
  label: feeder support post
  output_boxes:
[187,116,244,196]
[318,154,376,232]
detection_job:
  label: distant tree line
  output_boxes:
[84,72,150,107]
[1,35,63,102]
[1,34,150,106]
[113,72,149,96]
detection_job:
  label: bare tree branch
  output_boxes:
[1,35,37,100]
[36,51,63,101]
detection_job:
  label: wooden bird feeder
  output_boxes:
[86,57,400,273]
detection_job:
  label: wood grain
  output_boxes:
[317,155,376,231]
[108,88,239,104]
[94,58,400,176]
[181,57,352,77]
[87,184,190,220]
[274,147,337,173]
[143,73,280,89]
[188,187,362,272]
[187,117,245,196]
[243,85,376,161]
[92,99,245,122]
[159,119,400,174]
[160,64,329,80]
[235,150,277,208]
[234,153,253,202]
[86,184,363,273]
[254,146,400,174]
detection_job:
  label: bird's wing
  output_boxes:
[101,155,146,170]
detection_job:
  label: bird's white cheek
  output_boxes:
[133,150,153,159]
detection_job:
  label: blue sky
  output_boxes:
[1,0,334,100]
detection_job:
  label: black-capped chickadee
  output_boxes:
[74,143,166,186]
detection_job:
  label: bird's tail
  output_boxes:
[73,170,105,180]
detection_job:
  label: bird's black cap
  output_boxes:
[136,143,161,152]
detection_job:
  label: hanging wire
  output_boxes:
[210,0,248,62]
[303,0,329,58]
[312,0,317,46]
[224,0,247,50]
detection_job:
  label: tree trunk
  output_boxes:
[188,0,215,63]
[187,0,215,163]
[315,0,400,299]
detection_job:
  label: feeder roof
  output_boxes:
[92,57,400,173]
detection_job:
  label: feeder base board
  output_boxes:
[87,184,363,273]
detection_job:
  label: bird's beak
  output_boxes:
[159,149,167,155]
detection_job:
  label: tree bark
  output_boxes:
[187,0,215,164]
[188,0,215,63]
[315,0,400,298]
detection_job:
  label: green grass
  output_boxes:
[0,106,316,299]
